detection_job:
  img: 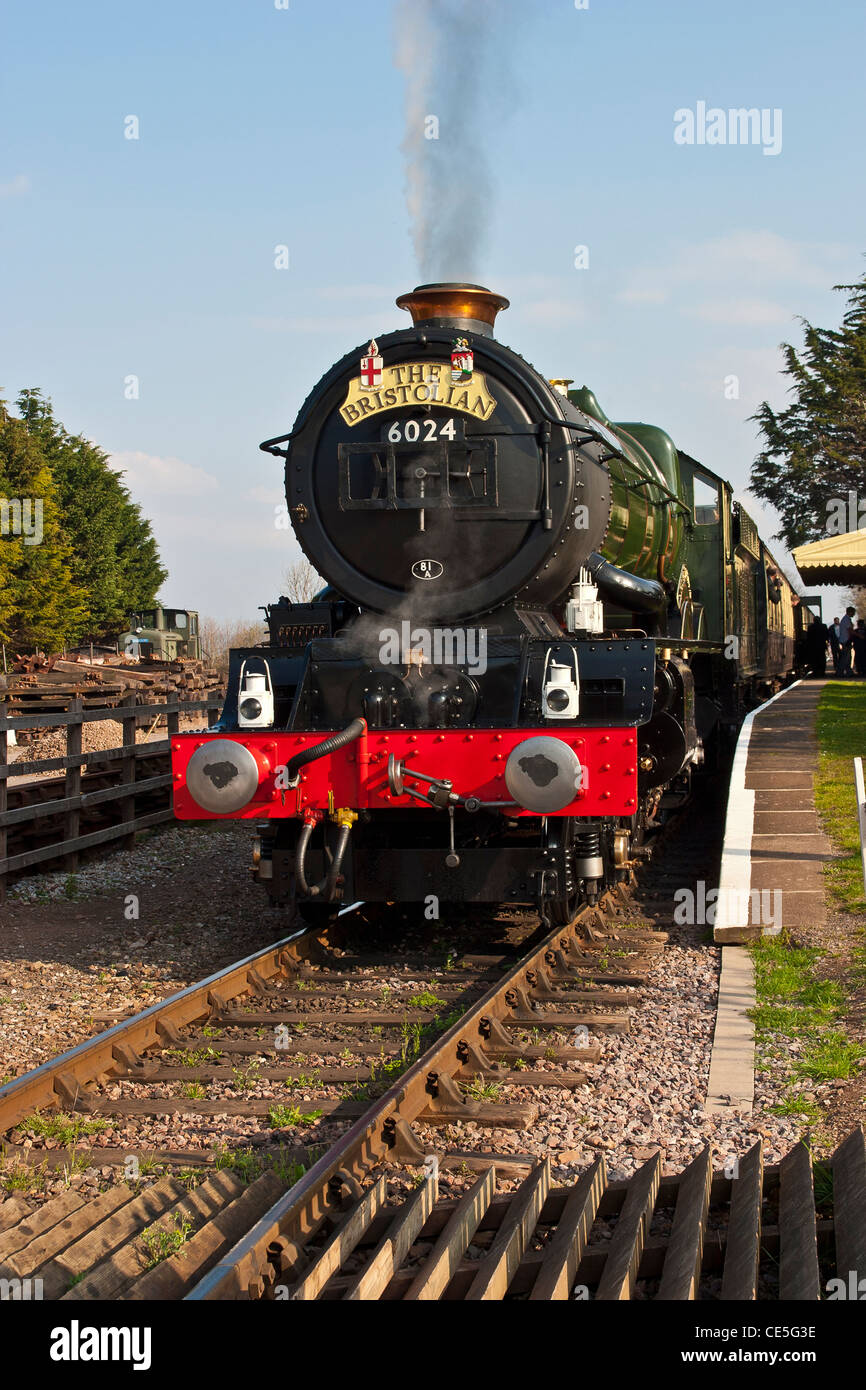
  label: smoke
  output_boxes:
[393,0,522,282]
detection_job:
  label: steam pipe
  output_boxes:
[284,717,367,787]
[585,552,668,635]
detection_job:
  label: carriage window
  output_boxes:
[693,475,720,525]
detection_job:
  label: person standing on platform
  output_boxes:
[853,619,866,677]
[805,616,828,677]
[828,616,841,673]
[838,607,856,676]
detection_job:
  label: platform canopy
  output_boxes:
[792,526,866,585]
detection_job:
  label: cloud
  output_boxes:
[247,484,284,505]
[249,314,379,337]
[0,174,30,197]
[110,451,220,496]
[617,231,853,311]
[521,297,587,326]
[155,510,290,550]
[316,284,394,301]
[616,286,668,305]
[686,297,791,326]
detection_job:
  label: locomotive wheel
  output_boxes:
[545,818,582,925]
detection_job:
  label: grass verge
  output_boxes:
[814,680,866,915]
[751,680,866,1124]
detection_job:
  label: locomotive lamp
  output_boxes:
[237,658,274,729]
[565,570,605,635]
[542,651,580,720]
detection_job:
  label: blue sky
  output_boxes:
[2,0,864,622]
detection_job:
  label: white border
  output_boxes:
[714,680,802,935]
[855,756,866,898]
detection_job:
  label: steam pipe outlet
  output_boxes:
[585,552,668,635]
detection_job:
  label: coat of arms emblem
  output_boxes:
[451,337,474,384]
[360,339,383,390]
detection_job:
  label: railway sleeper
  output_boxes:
[418,1070,537,1130]
[544,947,647,985]
[454,1039,589,1088]
[503,985,631,1032]
[524,965,634,1006]
[211,1008,437,1027]
[478,1013,602,1062]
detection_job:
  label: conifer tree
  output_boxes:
[750,272,866,547]
[15,390,167,639]
[0,402,88,649]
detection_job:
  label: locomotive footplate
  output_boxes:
[171,725,639,820]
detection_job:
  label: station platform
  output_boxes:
[706,680,831,1113]
[714,679,831,944]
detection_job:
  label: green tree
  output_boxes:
[15,390,167,639]
[0,401,88,649]
[0,412,15,642]
[750,271,866,547]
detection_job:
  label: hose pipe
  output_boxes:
[284,717,367,787]
[294,821,353,902]
[585,552,668,636]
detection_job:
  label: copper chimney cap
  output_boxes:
[396,282,510,338]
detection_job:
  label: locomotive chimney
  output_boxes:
[396,282,510,339]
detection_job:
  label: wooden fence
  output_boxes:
[0,695,222,903]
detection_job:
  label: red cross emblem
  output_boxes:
[360,339,383,390]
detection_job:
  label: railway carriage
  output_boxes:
[170,284,812,924]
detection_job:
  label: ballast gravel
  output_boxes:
[0,820,817,1209]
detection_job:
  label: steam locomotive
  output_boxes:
[171,283,812,924]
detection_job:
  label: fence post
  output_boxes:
[0,701,8,905]
[121,691,138,851]
[64,697,83,872]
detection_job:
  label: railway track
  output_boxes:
[0,892,660,1299]
[2,791,861,1301]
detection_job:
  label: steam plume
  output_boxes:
[394,0,521,282]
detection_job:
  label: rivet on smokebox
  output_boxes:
[172,742,181,751]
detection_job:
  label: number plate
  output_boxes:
[383,417,463,444]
